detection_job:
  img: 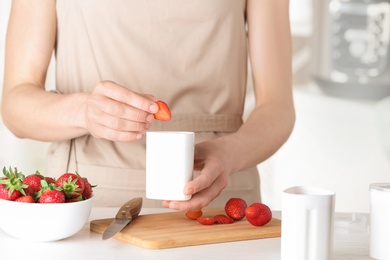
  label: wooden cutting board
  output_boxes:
[90,208,281,249]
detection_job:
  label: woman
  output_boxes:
[2,0,295,210]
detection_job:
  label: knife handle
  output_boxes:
[116,197,143,220]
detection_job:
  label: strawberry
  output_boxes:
[55,173,85,199]
[81,177,95,200]
[153,100,171,121]
[197,217,216,225]
[0,167,27,201]
[66,197,83,203]
[45,176,56,184]
[244,202,272,226]
[185,210,203,220]
[225,198,247,220]
[22,171,44,198]
[37,180,65,203]
[15,195,35,203]
[39,189,66,203]
[214,214,234,224]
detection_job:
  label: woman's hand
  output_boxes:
[162,138,232,211]
[85,81,159,142]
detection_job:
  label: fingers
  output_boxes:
[94,81,159,114]
[85,81,160,141]
[87,93,154,127]
[162,162,228,212]
[88,123,144,142]
[162,181,224,212]
[185,160,224,196]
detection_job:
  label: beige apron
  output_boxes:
[48,0,260,207]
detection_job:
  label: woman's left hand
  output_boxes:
[162,139,231,211]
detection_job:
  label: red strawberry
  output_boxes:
[0,167,27,201]
[197,217,216,225]
[55,173,85,199]
[244,203,272,226]
[225,198,247,220]
[214,214,234,224]
[23,171,44,197]
[153,100,171,121]
[81,177,94,200]
[37,179,65,203]
[0,181,22,201]
[66,197,82,203]
[39,189,66,203]
[45,176,56,184]
[15,195,35,203]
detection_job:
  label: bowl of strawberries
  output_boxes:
[0,167,95,242]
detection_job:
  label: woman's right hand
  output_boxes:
[84,81,159,142]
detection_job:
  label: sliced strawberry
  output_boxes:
[153,100,171,121]
[214,214,234,224]
[15,195,35,203]
[244,202,272,226]
[185,210,203,220]
[197,217,216,225]
[225,198,247,220]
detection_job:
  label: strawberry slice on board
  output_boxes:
[153,100,171,121]
[197,217,216,225]
[185,210,203,220]
[214,214,234,224]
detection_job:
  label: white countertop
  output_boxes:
[0,207,370,260]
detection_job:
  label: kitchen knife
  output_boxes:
[102,197,143,240]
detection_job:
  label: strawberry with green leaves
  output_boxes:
[0,167,27,201]
[22,171,44,198]
[55,173,85,199]
[37,180,65,203]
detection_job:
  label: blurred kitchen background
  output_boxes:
[1,0,389,213]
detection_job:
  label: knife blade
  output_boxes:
[102,197,143,240]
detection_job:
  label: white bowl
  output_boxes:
[0,197,94,242]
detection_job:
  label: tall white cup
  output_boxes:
[281,186,335,260]
[146,131,194,201]
[369,183,390,260]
